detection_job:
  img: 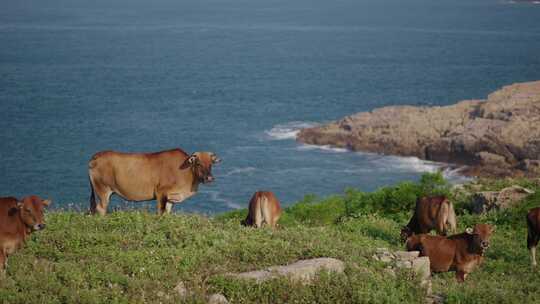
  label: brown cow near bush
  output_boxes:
[0,196,51,271]
[401,196,457,241]
[527,207,540,267]
[242,191,282,228]
[88,148,221,215]
[406,223,495,282]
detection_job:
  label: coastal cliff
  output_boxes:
[297,81,540,177]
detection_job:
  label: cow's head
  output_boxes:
[466,224,495,256]
[180,152,221,184]
[17,195,51,232]
[400,226,413,243]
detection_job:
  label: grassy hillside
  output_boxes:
[1,174,539,303]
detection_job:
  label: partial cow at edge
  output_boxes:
[527,207,540,267]
[242,191,282,228]
[88,148,221,215]
[0,196,51,271]
[406,223,495,282]
[401,196,457,241]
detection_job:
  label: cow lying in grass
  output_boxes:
[406,224,494,282]
[401,196,457,241]
[242,191,282,228]
[0,196,51,271]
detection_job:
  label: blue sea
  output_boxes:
[1,0,540,214]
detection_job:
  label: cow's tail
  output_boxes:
[446,200,457,234]
[89,177,97,214]
[259,194,269,227]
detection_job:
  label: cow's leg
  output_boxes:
[93,185,112,216]
[0,251,6,275]
[527,221,539,267]
[530,246,537,267]
[270,214,280,229]
[254,205,263,228]
[89,178,110,215]
[456,270,467,282]
[156,193,168,215]
[165,202,174,214]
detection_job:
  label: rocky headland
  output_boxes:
[297,81,540,177]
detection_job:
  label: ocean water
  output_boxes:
[1,0,540,214]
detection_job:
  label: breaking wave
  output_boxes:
[221,167,257,177]
[204,190,242,210]
[296,144,349,153]
[264,121,318,140]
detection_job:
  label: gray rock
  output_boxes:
[229,258,345,284]
[379,255,394,263]
[412,257,431,281]
[421,279,432,295]
[208,293,229,304]
[173,281,190,299]
[395,260,412,269]
[472,185,534,214]
[394,251,420,261]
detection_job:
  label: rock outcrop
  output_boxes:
[297,81,540,178]
[472,185,534,214]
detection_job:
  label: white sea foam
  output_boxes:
[441,167,474,184]
[265,121,318,140]
[222,167,257,177]
[296,144,349,153]
[204,190,242,209]
[367,153,471,184]
[381,155,442,173]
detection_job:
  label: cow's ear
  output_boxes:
[42,199,51,207]
[180,155,197,169]
[465,228,473,234]
[491,225,496,233]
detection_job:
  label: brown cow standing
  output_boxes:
[406,224,495,282]
[242,191,282,228]
[0,196,51,271]
[527,207,540,267]
[89,149,221,215]
[401,196,457,241]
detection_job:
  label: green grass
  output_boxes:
[1,174,539,303]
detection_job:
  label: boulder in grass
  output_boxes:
[472,185,534,214]
[229,258,345,284]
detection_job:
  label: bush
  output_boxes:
[344,172,450,220]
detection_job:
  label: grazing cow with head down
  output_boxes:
[527,207,540,267]
[406,223,495,282]
[242,191,282,228]
[401,196,457,241]
[0,196,51,271]
[89,148,221,215]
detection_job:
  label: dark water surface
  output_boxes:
[1,0,540,213]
